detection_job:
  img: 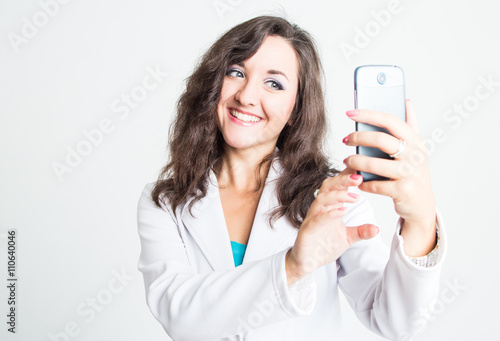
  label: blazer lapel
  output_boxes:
[242,158,298,264]
[180,170,235,271]
[180,156,298,271]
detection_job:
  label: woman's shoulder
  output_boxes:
[138,181,177,219]
[139,181,157,202]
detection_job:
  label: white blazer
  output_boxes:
[137,157,447,341]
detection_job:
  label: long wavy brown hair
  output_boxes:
[151,15,339,229]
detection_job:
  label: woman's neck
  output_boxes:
[217,144,274,194]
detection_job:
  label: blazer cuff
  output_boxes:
[272,248,316,316]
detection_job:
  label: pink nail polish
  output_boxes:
[348,192,359,199]
[350,174,362,180]
[342,136,349,144]
[346,110,359,117]
[343,158,348,165]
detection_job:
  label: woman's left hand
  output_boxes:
[343,99,437,257]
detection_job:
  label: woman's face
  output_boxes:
[217,35,299,153]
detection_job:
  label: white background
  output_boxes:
[1,0,499,340]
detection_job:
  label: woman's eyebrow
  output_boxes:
[267,69,289,81]
[234,62,289,81]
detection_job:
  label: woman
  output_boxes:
[137,16,446,340]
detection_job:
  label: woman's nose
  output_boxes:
[234,79,258,107]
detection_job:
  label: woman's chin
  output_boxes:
[223,139,277,154]
[223,140,255,151]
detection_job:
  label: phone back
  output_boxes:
[354,65,406,181]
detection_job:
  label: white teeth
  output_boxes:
[230,109,261,123]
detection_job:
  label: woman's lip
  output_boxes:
[229,107,262,119]
[227,108,263,126]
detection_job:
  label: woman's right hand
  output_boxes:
[285,169,379,285]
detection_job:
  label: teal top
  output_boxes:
[230,241,247,267]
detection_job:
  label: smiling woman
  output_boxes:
[217,35,298,153]
[150,16,333,231]
[137,15,446,341]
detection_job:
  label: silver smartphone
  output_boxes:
[354,65,406,181]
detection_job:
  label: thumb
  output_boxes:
[346,224,379,246]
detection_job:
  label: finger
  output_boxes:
[316,190,360,205]
[319,168,363,194]
[345,154,404,180]
[359,180,398,199]
[346,131,401,156]
[307,205,349,227]
[311,190,360,216]
[346,109,414,141]
[405,99,419,133]
[330,206,349,216]
[346,224,379,246]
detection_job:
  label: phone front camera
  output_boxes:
[377,73,386,85]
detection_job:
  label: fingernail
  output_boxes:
[350,174,362,180]
[342,135,349,144]
[346,110,359,117]
[343,158,348,165]
[348,192,359,199]
[338,206,347,211]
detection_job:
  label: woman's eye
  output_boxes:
[266,80,284,91]
[226,69,244,78]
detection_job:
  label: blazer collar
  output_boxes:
[180,156,298,271]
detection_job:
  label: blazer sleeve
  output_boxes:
[337,197,447,340]
[136,183,314,341]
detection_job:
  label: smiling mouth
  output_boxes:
[229,109,262,123]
